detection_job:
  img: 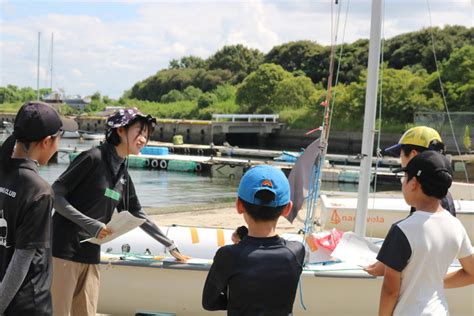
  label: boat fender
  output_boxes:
[195,163,202,172]
[159,159,168,169]
[150,159,159,169]
[144,159,151,168]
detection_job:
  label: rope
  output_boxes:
[425,0,470,183]
[299,0,348,311]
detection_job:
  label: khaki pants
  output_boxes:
[51,257,100,316]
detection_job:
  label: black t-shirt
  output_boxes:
[202,235,305,316]
[0,159,53,315]
[52,143,141,264]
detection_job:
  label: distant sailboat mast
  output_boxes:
[354,0,383,236]
[36,32,41,100]
[50,33,54,91]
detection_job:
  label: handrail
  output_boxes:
[212,114,279,122]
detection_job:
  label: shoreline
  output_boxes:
[146,203,307,234]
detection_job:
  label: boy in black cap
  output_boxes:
[365,125,455,277]
[202,165,305,316]
[50,108,188,316]
[377,151,473,316]
[0,101,76,315]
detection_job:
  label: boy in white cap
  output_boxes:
[202,165,305,316]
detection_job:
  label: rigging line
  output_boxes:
[425,0,470,183]
[302,0,344,239]
[327,0,350,139]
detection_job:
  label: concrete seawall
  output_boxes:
[0,112,464,155]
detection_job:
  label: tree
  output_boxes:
[264,40,324,73]
[183,86,203,101]
[272,76,319,111]
[207,44,264,82]
[161,89,185,103]
[384,25,473,72]
[91,91,102,101]
[169,55,207,69]
[197,92,217,109]
[213,84,236,102]
[427,45,474,111]
[236,63,292,113]
[0,86,19,103]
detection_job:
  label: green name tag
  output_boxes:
[104,188,121,201]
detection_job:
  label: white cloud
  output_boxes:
[71,68,82,77]
[1,0,472,98]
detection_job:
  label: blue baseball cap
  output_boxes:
[238,165,291,207]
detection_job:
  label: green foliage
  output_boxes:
[0,102,22,112]
[213,84,236,102]
[83,100,106,113]
[127,99,197,119]
[197,92,218,109]
[384,25,473,72]
[161,89,185,103]
[464,125,472,152]
[264,40,324,72]
[169,56,207,69]
[0,85,50,104]
[129,68,233,101]
[236,63,292,113]
[197,98,240,120]
[207,44,264,83]
[279,107,321,129]
[272,76,320,111]
[183,86,203,101]
[427,45,474,111]
[90,91,101,101]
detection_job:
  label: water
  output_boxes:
[2,131,399,208]
[38,138,241,208]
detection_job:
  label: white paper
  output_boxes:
[330,231,381,267]
[82,211,146,245]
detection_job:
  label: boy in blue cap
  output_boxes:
[202,165,305,316]
[377,151,473,315]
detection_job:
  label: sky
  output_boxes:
[0,0,472,99]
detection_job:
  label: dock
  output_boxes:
[62,147,399,185]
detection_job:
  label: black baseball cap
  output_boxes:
[13,101,78,142]
[394,151,453,194]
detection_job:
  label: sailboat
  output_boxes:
[97,1,473,315]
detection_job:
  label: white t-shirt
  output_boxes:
[377,210,473,316]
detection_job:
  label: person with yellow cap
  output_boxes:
[384,126,455,217]
[365,126,456,277]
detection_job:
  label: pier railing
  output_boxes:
[212,114,279,123]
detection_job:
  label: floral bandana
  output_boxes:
[105,108,156,138]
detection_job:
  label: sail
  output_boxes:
[286,138,321,223]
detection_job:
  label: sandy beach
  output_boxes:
[146,202,307,234]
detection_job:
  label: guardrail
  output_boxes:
[212,114,279,122]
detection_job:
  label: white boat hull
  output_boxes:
[98,226,474,316]
[320,195,474,242]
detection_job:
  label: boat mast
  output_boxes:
[36,32,41,100]
[354,0,383,236]
[50,33,54,92]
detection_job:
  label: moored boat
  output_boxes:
[98,226,473,316]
